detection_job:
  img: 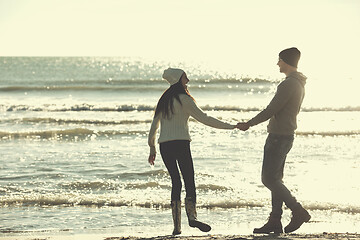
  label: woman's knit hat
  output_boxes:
[279,47,301,68]
[162,68,184,85]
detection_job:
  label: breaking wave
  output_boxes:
[1,104,360,113]
[1,193,359,214]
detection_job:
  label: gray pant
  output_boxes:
[261,133,301,218]
[160,140,196,202]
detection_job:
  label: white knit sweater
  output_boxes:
[148,94,234,155]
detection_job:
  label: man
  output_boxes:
[237,47,311,234]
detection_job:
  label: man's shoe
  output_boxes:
[284,208,311,233]
[253,216,283,234]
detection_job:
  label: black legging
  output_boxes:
[160,140,196,202]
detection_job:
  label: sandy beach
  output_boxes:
[1,233,360,240]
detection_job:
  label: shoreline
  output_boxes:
[1,233,360,240]
[116,233,360,240]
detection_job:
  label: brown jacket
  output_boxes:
[248,71,307,135]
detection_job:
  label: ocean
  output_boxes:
[0,57,359,237]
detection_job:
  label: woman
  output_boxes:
[148,68,236,235]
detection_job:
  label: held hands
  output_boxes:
[236,122,250,131]
[148,153,156,165]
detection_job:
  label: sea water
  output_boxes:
[0,57,359,237]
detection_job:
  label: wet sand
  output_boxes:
[1,232,360,240]
[108,233,360,240]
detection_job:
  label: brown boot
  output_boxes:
[253,216,283,234]
[185,197,211,232]
[284,207,311,233]
[171,200,181,235]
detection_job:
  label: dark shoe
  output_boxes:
[284,208,311,233]
[185,197,211,232]
[172,229,181,235]
[253,217,283,234]
[189,220,211,232]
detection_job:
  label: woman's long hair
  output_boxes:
[154,80,194,119]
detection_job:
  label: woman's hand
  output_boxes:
[148,153,156,165]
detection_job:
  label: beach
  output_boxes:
[1,57,359,238]
[1,232,360,240]
[2,0,360,238]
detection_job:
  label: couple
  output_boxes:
[147,47,311,235]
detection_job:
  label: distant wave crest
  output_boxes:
[296,131,360,137]
[0,117,151,125]
[1,104,155,112]
[0,78,274,92]
[0,128,147,140]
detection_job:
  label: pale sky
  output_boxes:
[1,0,360,81]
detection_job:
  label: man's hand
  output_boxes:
[236,122,250,131]
[148,153,156,165]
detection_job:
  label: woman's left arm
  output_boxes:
[148,114,161,164]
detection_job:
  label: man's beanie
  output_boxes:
[279,47,301,68]
[162,68,184,85]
